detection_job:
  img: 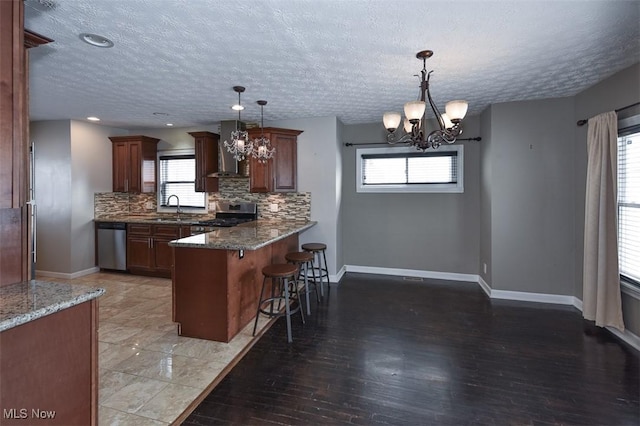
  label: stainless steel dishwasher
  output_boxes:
[97,222,127,271]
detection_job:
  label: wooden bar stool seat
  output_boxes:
[302,242,329,297]
[252,263,304,343]
[285,251,319,316]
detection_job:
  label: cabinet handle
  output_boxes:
[150,237,154,248]
[125,179,129,192]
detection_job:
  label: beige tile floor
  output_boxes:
[41,271,272,425]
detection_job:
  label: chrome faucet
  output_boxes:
[166,194,182,218]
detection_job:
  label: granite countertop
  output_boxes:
[94,214,211,225]
[0,280,105,332]
[168,220,317,250]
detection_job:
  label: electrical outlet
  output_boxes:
[269,203,278,212]
[145,201,154,210]
[208,202,216,212]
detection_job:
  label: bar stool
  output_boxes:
[285,251,319,316]
[302,243,329,297]
[252,263,304,343]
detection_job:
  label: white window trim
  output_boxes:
[356,145,464,193]
[156,149,208,214]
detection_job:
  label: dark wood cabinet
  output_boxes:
[127,223,187,277]
[0,1,52,286]
[247,127,302,193]
[189,131,220,193]
[109,135,159,193]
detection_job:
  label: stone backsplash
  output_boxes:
[95,178,310,221]
[208,178,311,221]
[94,192,157,218]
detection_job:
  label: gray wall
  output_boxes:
[573,63,640,336]
[488,97,576,295]
[31,121,72,273]
[31,120,125,275]
[479,106,493,285]
[268,116,342,278]
[341,116,481,275]
[70,120,118,272]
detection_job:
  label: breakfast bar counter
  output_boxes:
[169,220,316,342]
[168,219,316,250]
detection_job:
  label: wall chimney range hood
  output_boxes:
[209,120,244,177]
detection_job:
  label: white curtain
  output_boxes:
[583,111,625,331]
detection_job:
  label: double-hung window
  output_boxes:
[356,145,463,193]
[617,119,640,288]
[158,152,206,211]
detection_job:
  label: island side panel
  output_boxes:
[270,233,299,264]
[173,247,229,341]
[226,246,271,339]
[0,299,98,426]
[226,234,299,339]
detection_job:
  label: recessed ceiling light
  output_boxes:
[87,116,100,121]
[166,123,174,127]
[79,33,114,48]
[231,105,244,111]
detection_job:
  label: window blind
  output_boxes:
[159,155,205,209]
[618,128,640,286]
[361,151,457,186]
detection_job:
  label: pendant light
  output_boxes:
[251,100,275,163]
[223,86,253,161]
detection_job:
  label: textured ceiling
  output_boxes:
[24,0,640,130]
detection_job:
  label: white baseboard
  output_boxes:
[36,266,99,280]
[606,326,640,352]
[478,276,491,297]
[331,265,346,284]
[490,289,581,306]
[345,265,479,283]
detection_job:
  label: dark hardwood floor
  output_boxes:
[183,273,639,425]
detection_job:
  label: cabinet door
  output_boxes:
[249,157,272,193]
[152,225,180,275]
[190,131,219,193]
[272,133,297,192]
[112,142,129,192]
[128,142,142,193]
[153,235,175,275]
[127,235,152,270]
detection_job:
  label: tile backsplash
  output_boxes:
[95,178,310,221]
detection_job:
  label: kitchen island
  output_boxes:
[169,220,316,342]
[0,281,104,425]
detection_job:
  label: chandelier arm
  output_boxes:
[425,71,447,132]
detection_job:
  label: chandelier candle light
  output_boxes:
[251,100,275,163]
[223,86,253,161]
[383,50,468,150]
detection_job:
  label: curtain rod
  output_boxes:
[344,137,481,147]
[576,102,640,126]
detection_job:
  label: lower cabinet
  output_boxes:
[127,224,190,278]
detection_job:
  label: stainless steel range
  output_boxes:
[190,202,258,235]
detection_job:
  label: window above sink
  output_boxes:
[157,149,208,214]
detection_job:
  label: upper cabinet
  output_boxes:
[189,131,220,193]
[247,127,302,193]
[109,135,159,193]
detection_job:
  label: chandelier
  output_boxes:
[251,100,275,163]
[383,50,468,150]
[223,86,253,161]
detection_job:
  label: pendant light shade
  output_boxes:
[445,100,468,122]
[383,112,402,132]
[404,101,426,122]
